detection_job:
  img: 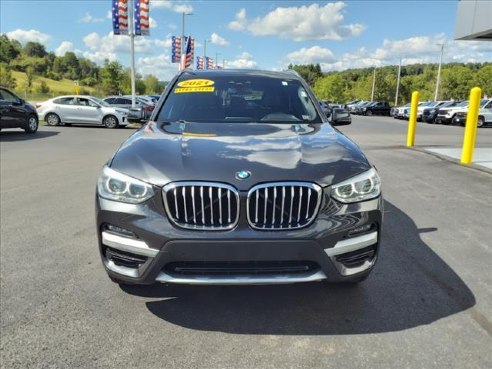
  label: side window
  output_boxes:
[54,97,75,105]
[87,99,99,108]
[105,98,115,104]
[1,89,19,103]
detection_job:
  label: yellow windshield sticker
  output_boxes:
[177,79,214,88]
[174,87,215,93]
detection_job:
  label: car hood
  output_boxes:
[109,121,371,191]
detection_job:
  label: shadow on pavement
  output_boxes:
[0,130,59,141]
[122,200,475,335]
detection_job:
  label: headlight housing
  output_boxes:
[97,166,154,204]
[330,167,381,203]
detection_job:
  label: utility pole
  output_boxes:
[395,58,402,106]
[215,52,221,69]
[371,67,377,102]
[180,12,192,70]
[203,39,210,69]
[128,0,136,108]
[434,43,444,101]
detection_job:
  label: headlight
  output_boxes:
[331,168,381,203]
[116,109,128,115]
[97,166,154,204]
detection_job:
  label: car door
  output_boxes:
[482,101,492,123]
[74,97,102,124]
[0,88,25,128]
[52,97,76,122]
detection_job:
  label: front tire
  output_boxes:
[24,115,38,134]
[366,110,372,116]
[477,116,485,128]
[45,113,61,126]
[103,115,119,129]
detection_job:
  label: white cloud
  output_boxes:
[150,17,158,28]
[294,34,492,72]
[225,52,257,69]
[106,10,112,19]
[210,32,229,47]
[6,29,50,45]
[152,1,193,13]
[82,31,156,64]
[168,24,177,30]
[287,46,335,64]
[137,53,178,80]
[80,12,104,23]
[228,3,365,41]
[55,41,73,56]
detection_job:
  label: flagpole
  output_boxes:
[129,0,136,108]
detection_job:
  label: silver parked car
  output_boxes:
[36,95,129,128]
[103,96,154,121]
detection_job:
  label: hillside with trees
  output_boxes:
[289,62,491,105]
[0,34,166,99]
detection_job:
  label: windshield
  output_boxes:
[456,101,468,107]
[480,99,490,108]
[157,75,322,123]
[91,97,110,107]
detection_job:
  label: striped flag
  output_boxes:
[180,36,194,70]
[171,36,182,63]
[134,0,150,36]
[112,0,129,35]
[196,56,204,70]
[205,57,214,70]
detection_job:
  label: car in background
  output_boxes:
[352,101,373,115]
[363,101,391,116]
[146,95,161,103]
[453,99,492,127]
[391,103,410,119]
[325,103,351,125]
[0,86,39,134]
[103,96,153,121]
[36,95,129,128]
[435,101,469,125]
[423,101,457,123]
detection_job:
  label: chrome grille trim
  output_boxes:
[163,182,240,230]
[247,182,322,230]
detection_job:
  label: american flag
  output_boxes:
[196,56,204,70]
[134,0,150,36]
[205,57,214,70]
[180,36,194,70]
[171,36,183,63]
[112,0,129,35]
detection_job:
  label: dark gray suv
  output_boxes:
[96,70,383,286]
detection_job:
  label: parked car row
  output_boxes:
[349,101,392,116]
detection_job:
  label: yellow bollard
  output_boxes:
[406,91,419,147]
[461,87,482,164]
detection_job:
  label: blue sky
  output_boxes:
[1,1,491,80]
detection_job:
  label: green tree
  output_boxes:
[24,42,47,58]
[288,63,323,86]
[0,63,16,88]
[0,34,21,63]
[35,80,50,94]
[26,66,35,90]
[99,60,124,95]
[144,74,160,94]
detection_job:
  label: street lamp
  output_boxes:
[180,12,192,70]
[434,43,445,101]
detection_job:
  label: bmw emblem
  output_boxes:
[235,170,251,180]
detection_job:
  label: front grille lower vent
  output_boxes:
[247,182,322,230]
[163,182,239,230]
[165,261,320,276]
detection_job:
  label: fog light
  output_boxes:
[104,224,136,238]
[348,223,374,237]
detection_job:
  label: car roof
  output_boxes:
[178,68,303,80]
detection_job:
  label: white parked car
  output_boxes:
[453,99,492,127]
[36,95,129,128]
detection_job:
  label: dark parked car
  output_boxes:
[363,102,391,116]
[423,101,457,123]
[96,70,383,286]
[0,86,38,134]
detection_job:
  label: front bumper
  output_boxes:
[96,192,383,285]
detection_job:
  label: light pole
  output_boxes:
[203,39,210,69]
[129,0,136,107]
[434,43,445,101]
[395,58,402,106]
[215,52,221,69]
[180,12,192,70]
[371,67,377,102]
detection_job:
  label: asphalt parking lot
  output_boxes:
[1,116,491,369]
